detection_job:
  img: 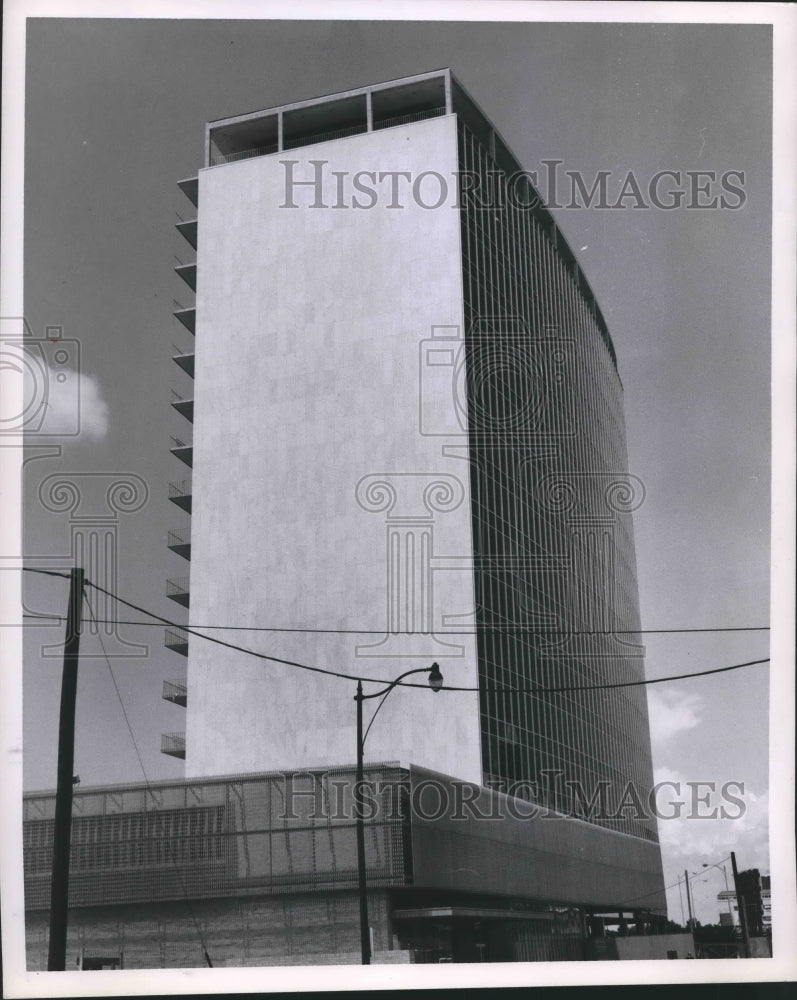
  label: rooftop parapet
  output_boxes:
[202,68,616,373]
[206,69,450,167]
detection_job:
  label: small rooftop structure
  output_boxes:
[206,69,451,167]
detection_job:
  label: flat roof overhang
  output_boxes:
[407,765,667,916]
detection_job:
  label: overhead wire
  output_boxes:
[616,854,732,910]
[82,589,213,968]
[31,572,759,934]
[18,610,770,636]
[21,567,770,694]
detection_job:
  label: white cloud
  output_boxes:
[24,365,109,441]
[647,687,702,743]
[71,371,109,441]
[651,765,770,925]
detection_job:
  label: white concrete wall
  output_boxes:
[186,116,482,782]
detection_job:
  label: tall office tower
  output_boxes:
[166,69,660,847]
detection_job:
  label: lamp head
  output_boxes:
[428,662,444,692]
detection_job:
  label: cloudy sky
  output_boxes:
[7,8,784,928]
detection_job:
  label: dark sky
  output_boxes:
[16,15,774,924]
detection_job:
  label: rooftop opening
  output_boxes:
[209,114,278,166]
[283,93,367,150]
[204,70,452,167]
[372,77,447,131]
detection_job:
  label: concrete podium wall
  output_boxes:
[25,890,394,970]
[612,933,695,961]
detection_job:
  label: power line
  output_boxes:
[82,591,213,969]
[83,577,372,685]
[17,612,771,636]
[82,576,769,695]
[21,568,72,580]
[691,855,732,875]
[617,854,732,908]
[616,873,688,908]
[494,658,768,695]
[17,572,770,635]
[21,569,770,694]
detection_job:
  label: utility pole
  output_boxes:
[730,851,751,958]
[354,681,371,965]
[684,869,695,930]
[47,567,84,971]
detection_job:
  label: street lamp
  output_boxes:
[702,861,732,917]
[354,662,443,965]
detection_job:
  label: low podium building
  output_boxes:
[25,766,666,967]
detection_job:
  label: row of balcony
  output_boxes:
[174,306,195,333]
[171,391,193,423]
[168,527,190,560]
[174,186,197,341]
[175,262,196,290]
[165,628,189,657]
[173,195,197,539]
[174,200,197,336]
[168,479,192,514]
[172,178,197,475]
[170,435,192,468]
[176,218,197,249]
[163,677,187,705]
[171,181,196,508]
[166,576,189,608]
[162,181,197,766]
[161,732,186,759]
[173,350,194,377]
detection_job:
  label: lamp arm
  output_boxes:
[700,858,731,879]
[361,667,431,749]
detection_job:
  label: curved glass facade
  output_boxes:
[456,104,658,843]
